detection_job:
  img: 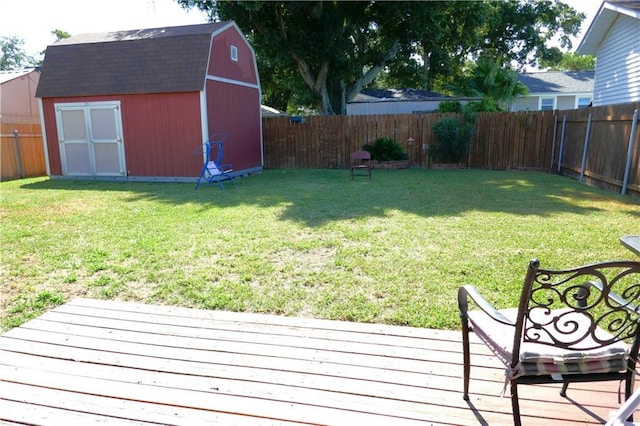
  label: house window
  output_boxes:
[230,45,238,62]
[539,97,555,111]
[576,97,592,109]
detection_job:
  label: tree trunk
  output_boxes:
[421,37,430,92]
[345,39,400,104]
[290,52,334,114]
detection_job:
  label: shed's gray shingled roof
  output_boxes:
[516,71,594,94]
[36,22,229,98]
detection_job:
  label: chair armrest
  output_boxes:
[582,280,640,315]
[458,285,515,326]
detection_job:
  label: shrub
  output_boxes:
[462,99,500,124]
[436,101,463,114]
[363,137,407,161]
[430,117,473,163]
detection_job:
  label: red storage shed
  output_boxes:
[35,21,262,181]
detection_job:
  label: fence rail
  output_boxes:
[1,123,46,181]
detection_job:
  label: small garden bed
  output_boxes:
[372,160,410,169]
[429,163,467,169]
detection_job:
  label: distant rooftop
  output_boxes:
[607,0,640,12]
[517,71,594,94]
[0,68,38,85]
[351,88,476,103]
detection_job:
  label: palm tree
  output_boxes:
[447,57,528,111]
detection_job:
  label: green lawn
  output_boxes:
[1,169,638,331]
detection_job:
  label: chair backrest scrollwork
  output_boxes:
[515,260,640,353]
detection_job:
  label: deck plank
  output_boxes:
[0,298,628,425]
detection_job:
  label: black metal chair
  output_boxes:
[458,259,640,426]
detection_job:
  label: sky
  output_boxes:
[1,0,602,60]
[1,0,209,56]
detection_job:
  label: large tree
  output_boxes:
[179,1,413,114]
[540,52,596,71]
[178,0,583,115]
[0,36,37,70]
[378,1,490,92]
[0,30,70,70]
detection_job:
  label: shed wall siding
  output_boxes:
[206,80,262,171]
[209,27,258,86]
[593,14,640,106]
[42,93,203,177]
[120,92,202,177]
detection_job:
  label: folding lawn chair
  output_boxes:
[195,134,236,190]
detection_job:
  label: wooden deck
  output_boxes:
[0,298,627,425]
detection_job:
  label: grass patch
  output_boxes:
[1,169,638,331]
[3,290,66,329]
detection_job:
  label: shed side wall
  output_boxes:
[206,80,262,171]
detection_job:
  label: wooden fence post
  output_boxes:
[13,130,25,179]
[579,112,592,182]
[550,111,558,169]
[622,109,639,195]
[558,115,567,174]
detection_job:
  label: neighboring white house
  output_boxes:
[346,88,477,115]
[577,0,640,106]
[510,71,594,112]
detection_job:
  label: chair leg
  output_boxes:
[560,381,569,397]
[626,374,636,422]
[511,382,522,426]
[461,320,471,400]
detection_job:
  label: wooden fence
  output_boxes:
[469,110,557,170]
[262,102,640,197]
[552,103,640,196]
[2,103,638,197]
[1,123,46,181]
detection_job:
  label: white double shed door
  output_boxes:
[55,101,126,177]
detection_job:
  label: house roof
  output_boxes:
[36,22,232,98]
[516,71,594,94]
[578,1,640,54]
[351,88,462,103]
[261,105,287,117]
[0,68,38,85]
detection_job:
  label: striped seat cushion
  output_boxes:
[468,308,629,379]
